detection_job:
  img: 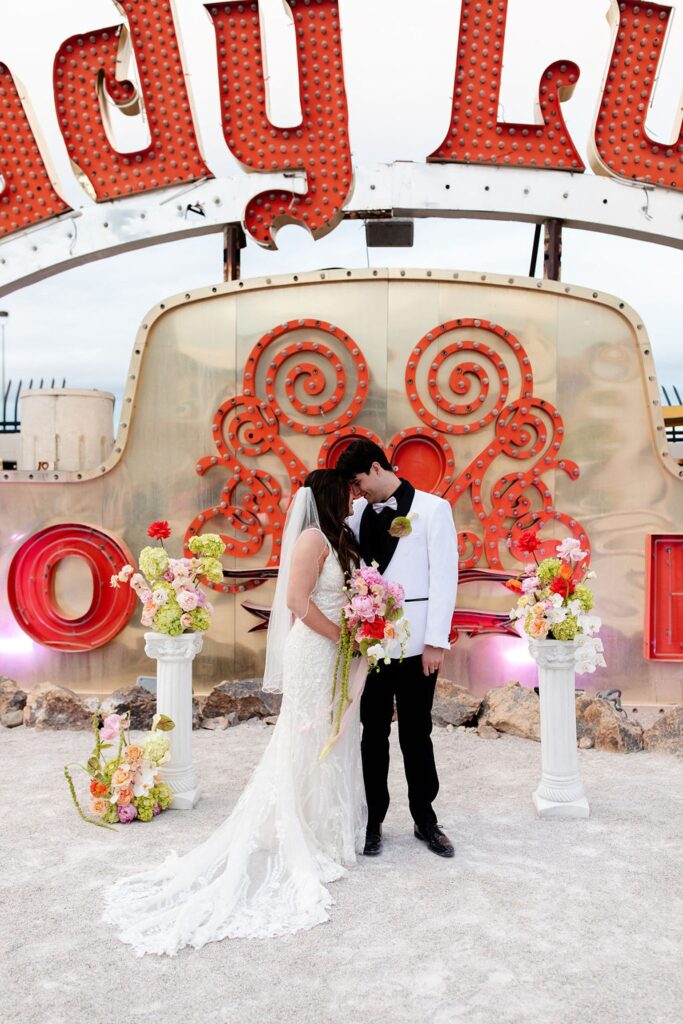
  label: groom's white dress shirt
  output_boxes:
[346,489,459,659]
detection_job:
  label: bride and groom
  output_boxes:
[103,440,459,956]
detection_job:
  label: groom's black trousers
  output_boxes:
[360,654,439,829]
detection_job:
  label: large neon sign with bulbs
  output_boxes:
[0,0,682,254]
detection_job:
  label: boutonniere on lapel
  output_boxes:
[388,512,418,538]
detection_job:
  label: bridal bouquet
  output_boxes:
[64,712,175,831]
[110,520,226,635]
[506,534,606,674]
[322,565,409,758]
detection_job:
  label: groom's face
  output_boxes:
[348,463,384,503]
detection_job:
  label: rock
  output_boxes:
[202,679,282,723]
[1,709,24,728]
[263,715,279,726]
[23,683,92,730]
[111,684,157,730]
[445,724,454,734]
[479,682,540,742]
[575,693,643,753]
[578,736,594,749]
[457,725,467,733]
[432,679,483,727]
[643,707,683,754]
[477,723,500,739]
[201,716,230,731]
[0,677,27,717]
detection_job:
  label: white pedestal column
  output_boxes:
[144,631,203,810]
[528,638,590,820]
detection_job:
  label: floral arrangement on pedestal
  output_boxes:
[322,564,409,758]
[506,534,606,674]
[110,520,226,635]
[64,712,176,831]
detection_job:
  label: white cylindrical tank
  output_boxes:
[20,389,115,472]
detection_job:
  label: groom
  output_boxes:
[336,440,459,859]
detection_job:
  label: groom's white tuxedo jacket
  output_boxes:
[347,489,459,659]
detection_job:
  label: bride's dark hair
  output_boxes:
[303,469,360,580]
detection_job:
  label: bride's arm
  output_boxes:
[286,530,341,643]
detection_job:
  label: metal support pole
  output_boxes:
[223,223,246,282]
[543,219,563,281]
[529,223,542,277]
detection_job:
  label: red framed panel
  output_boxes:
[645,534,683,660]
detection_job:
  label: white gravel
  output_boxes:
[1,722,682,1024]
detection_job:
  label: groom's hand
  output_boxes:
[422,645,445,677]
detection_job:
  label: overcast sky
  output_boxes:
[0,0,681,417]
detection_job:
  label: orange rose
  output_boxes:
[558,563,573,581]
[504,579,523,593]
[124,744,144,768]
[527,616,550,639]
[89,780,107,797]
[117,787,134,806]
[90,797,108,817]
[111,767,132,788]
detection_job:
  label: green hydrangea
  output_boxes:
[551,614,580,640]
[143,731,170,765]
[152,604,183,636]
[189,534,226,559]
[103,758,120,782]
[199,557,224,583]
[189,607,211,631]
[537,558,562,585]
[134,795,156,822]
[139,546,169,580]
[573,584,594,612]
[103,804,119,825]
[151,782,173,811]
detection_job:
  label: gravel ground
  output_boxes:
[1,722,682,1024]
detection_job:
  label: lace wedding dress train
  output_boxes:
[103,549,367,956]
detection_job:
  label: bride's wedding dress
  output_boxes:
[103,541,367,956]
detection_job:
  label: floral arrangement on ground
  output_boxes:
[64,712,176,830]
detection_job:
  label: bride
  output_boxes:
[103,469,367,956]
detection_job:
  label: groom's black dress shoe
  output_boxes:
[414,823,455,858]
[363,824,383,856]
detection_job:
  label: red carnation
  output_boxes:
[550,576,575,598]
[360,617,387,640]
[147,520,171,540]
[518,532,542,554]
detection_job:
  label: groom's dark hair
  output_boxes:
[335,439,392,479]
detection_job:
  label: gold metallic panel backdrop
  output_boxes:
[0,271,680,703]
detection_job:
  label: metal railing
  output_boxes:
[0,377,67,433]
[661,384,683,445]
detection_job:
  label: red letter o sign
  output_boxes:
[8,524,136,651]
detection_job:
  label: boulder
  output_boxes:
[578,736,594,750]
[202,679,282,723]
[479,682,540,742]
[575,693,643,753]
[432,679,482,727]
[201,716,232,731]
[0,677,27,717]
[111,684,157,730]
[23,683,92,730]
[642,707,683,754]
[1,709,24,728]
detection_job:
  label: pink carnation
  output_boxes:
[177,589,199,612]
[350,595,375,621]
[387,581,405,604]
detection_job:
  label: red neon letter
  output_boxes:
[205,0,354,248]
[53,1,211,201]
[428,0,584,171]
[8,524,136,651]
[0,63,72,239]
[594,0,683,191]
